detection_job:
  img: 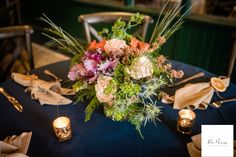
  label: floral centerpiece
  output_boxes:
[40,2,186,138]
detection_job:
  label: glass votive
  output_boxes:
[53,116,72,141]
[177,109,196,134]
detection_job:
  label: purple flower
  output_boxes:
[98,59,118,71]
[68,64,80,81]
[83,59,98,73]
[68,63,94,81]
[83,50,105,63]
[68,49,119,82]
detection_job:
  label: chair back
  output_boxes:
[0,0,21,26]
[229,5,236,19]
[79,12,153,43]
[227,32,236,78]
[0,25,34,82]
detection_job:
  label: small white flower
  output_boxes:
[126,56,153,80]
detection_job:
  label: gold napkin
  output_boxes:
[162,77,230,109]
[11,72,75,105]
[0,132,32,157]
[187,134,201,157]
[187,134,236,157]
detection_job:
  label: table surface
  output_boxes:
[0,60,236,157]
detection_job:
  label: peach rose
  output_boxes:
[104,39,127,57]
[95,76,115,105]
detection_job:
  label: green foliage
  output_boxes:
[113,63,126,83]
[104,105,127,121]
[104,79,117,95]
[73,81,84,92]
[149,47,161,59]
[130,13,144,25]
[98,13,145,41]
[71,54,82,65]
[74,83,95,102]
[129,113,144,138]
[98,28,109,39]
[149,1,187,44]
[143,104,162,126]
[39,14,84,59]
[85,96,100,122]
[118,82,141,98]
[73,82,100,122]
[140,77,166,99]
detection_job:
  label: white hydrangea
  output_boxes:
[126,56,153,80]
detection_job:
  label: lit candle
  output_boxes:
[53,116,72,141]
[177,109,196,134]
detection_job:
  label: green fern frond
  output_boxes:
[74,87,95,102]
[85,96,100,122]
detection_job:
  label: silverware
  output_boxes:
[169,72,205,87]
[210,97,236,108]
[0,87,23,112]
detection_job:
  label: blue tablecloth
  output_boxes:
[0,60,236,157]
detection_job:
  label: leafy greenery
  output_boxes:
[104,79,117,95]
[85,96,100,122]
[149,47,161,59]
[39,14,84,58]
[129,113,144,138]
[98,13,145,41]
[143,104,162,126]
[73,82,95,102]
[113,63,127,83]
[118,82,141,98]
[149,1,187,44]
[73,82,100,122]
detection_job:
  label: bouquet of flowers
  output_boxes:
[40,2,185,138]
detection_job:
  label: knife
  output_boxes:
[169,72,205,87]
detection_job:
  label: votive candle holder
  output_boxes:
[53,116,72,141]
[177,109,196,134]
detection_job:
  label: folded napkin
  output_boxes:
[187,134,201,157]
[162,76,230,109]
[11,72,75,105]
[0,132,32,157]
[187,134,236,157]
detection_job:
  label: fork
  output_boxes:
[0,87,23,112]
[210,97,236,108]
